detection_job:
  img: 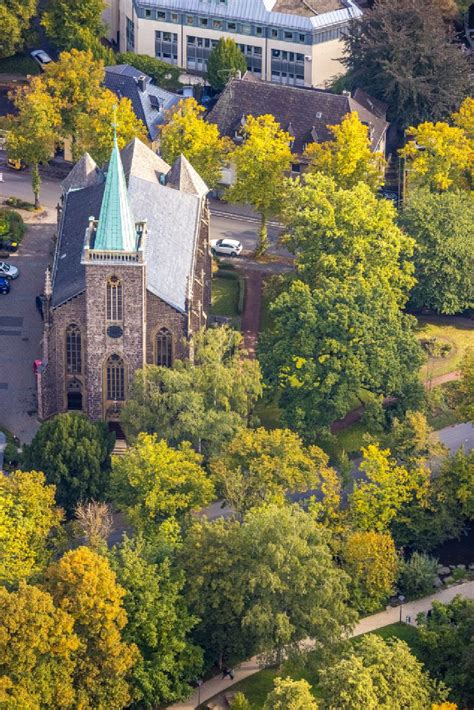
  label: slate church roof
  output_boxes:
[207,76,388,153]
[104,64,181,141]
[52,139,208,313]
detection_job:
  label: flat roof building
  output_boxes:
[104,0,362,88]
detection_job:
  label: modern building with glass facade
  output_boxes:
[104,0,362,88]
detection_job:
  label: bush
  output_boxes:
[0,208,26,241]
[398,552,438,598]
[116,52,181,90]
[420,337,452,359]
[4,196,36,212]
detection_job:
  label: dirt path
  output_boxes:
[240,269,263,358]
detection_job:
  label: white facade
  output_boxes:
[105,0,362,88]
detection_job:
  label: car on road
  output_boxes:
[0,261,19,279]
[30,49,53,70]
[379,188,398,204]
[0,238,18,254]
[210,238,242,257]
[0,277,10,294]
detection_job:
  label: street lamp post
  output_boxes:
[398,594,405,623]
[197,679,203,707]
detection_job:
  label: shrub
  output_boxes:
[116,52,181,90]
[0,208,26,241]
[420,337,452,359]
[4,196,36,212]
[398,552,438,598]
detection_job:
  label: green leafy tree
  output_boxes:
[116,52,181,90]
[110,535,202,708]
[0,582,79,708]
[390,410,442,465]
[436,449,474,521]
[264,677,318,710]
[229,693,252,710]
[0,470,63,586]
[180,505,355,667]
[41,0,107,53]
[260,175,422,435]
[6,77,60,208]
[23,413,114,515]
[398,552,438,598]
[343,0,470,127]
[160,98,231,187]
[207,38,247,90]
[111,434,215,533]
[342,530,399,613]
[226,114,292,255]
[122,326,262,458]
[319,634,448,709]
[305,111,385,191]
[0,0,36,59]
[210,427,341,518]
[455,349,474,422]
[45,546,138,710]
[348,444,430,533]
[417,596,474,707]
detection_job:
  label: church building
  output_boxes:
[38,135,211,423]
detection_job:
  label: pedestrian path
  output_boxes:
[168,580,474,709]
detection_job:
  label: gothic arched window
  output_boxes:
[66,324,81,374]
[106,276,123,322]
[156,328,173,367]
[106,354,125,401]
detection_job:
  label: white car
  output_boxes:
[30,50,53,70]
[210,238,242,257]
[0,261,19,279]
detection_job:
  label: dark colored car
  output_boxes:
[0,238,18,253]
[0,277,10,294]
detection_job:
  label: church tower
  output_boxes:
[81,132,147,422]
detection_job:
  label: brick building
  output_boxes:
[38,135,210,424]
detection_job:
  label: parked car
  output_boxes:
[0,277,10,294]
[30,49,53,70]
[210,238,242,257]
[0,261,19,279]
[7,158,26,171]
[0,238,18,254]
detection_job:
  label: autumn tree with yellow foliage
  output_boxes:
[160,98,231,188]
[305,111,386,191]
[226,114,292,255]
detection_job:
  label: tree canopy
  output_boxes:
[0,0,36,59]
[160,98,231,188]
[225,114,292,254]
[305,111,385,191]
[0,470,63,586]
[264,677,319,710]
[342,0,471,127]
[23,413,114,515]
[41,0,111,62]
[207,38,247,90]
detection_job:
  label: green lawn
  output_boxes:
[417,316,474,381]
[211,274,240,318]
[0,54,40,76]
[218,624,421,709]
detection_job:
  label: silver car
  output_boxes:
[30,49,53,70]
[0,261,19,279]
[210,238,242,257]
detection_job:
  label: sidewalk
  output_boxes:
[168,580,474,709]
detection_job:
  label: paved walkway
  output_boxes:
[240,270,263,358]
[0,431,6,471]
[168,580,474,709]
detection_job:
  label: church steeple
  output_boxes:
[93,127,138,252]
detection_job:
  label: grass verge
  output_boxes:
[417,316,474,381]
[0,54,40,76]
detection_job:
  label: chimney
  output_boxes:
[137,75,148,92]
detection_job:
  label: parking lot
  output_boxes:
[0,216,54,443]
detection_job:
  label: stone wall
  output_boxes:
[145,291,188,365]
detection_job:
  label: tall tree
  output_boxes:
[342,0,471,126]
[110,535,202,708]
[264,677,319,710]
[0,582,78,708]
[0,470,63,586]
[111,434,215,534]
[207,38,247,90]
[23,413,114,515]
[6,78,60,208]
[453,96,474,139]
[45,547,137,710]
[122,326,262,458]
[341,531,399,613]
[41,0,107,53]
[398,552,438,597]
[75,89,147,165]
[319,635,447,709]
[398,190,474,314]
[305,112,385,191]
[456,349,474,422]
[180,505,355,667]
[0,0,36,59]
[259,175,423,434]
[210,427,340,519]
[226,114,292,255]
[160,98,231,187]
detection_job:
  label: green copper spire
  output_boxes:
[94,126,137,252]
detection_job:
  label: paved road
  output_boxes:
[437,421,474,454]
[168,580,474,709]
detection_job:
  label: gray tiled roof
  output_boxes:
[167,154,208,198]
[105,64,181,141]
[137,0,362,30]
[121,136,170,183]
[207,78,388,153]
[60,153,103,194]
